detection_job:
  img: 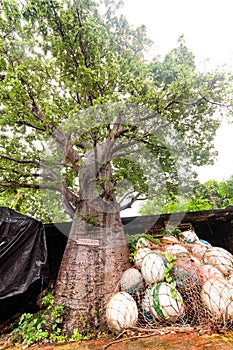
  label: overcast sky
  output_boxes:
[120,0,233,183]
[121,0,233,69]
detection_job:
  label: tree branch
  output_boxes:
[120,192,142,211]
[114,148,142,158]
[1,154,40,166]
[61,180,79,208]
[138,111,161,122]
[0,166,55,182]
[17,120,46,132]
[49,0,65,38]
[27,102,83,174]
[28,102,47,123]
[61,181,77,218]
[119,189,135,205]
[49,0,80,71]
[111,140,138,155]
[0,155,67,185]
[202,97,231,108]
[113,127,131,139]
[0,182,61,192]
[61,194,75,218]
[75,7,90,69]
[164,99,179,110]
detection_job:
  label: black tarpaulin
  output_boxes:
[0,207,47,299]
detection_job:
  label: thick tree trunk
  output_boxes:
[54,203,130,336]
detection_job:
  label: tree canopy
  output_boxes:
[0,0,231,222]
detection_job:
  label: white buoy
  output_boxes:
[190,255,202,265]
[165,244,189,256]
[141,252,165,285]
[106,291,138,332]
[190,243,209,260]
[180,230,199,243]
[136,237,153,249]
[161,235,180,244]
[149,282,184,322]
[134,247,151,267]
[203,247,233,277]
[141,287,154,322]
[202,264,224,279]
[201,277,233,320]
[120,268,144,295]
[228,273,233,285]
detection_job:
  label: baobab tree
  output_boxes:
[0,0,230,334]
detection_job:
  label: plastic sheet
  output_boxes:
[0,207,47,299]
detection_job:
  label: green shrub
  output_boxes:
[10,294,67,346]
[160,226,182,239]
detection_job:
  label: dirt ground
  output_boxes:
[2,332,233,350]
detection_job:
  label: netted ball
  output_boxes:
[190,242,209,260]
[171,257,202,289]
[136,237,153,249]
[161,235,181,244]
[120,268,144,295]
[106,291,138,332]
[149,282,184,323]
[141,287,154,322]
[202,264,224,279]
[134,247,151,267]
[165,244,189,256]
[180,230,199,243]
[141,252,166,285]
[201,277,233,320]
[203,247,233,277]
[190,255,202,265]
[228,273,233,285]
[199,239,211,246]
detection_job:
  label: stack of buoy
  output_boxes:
[106,230,233,332]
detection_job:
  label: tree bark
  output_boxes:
[54,159,130,336]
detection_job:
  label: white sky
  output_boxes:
[121,0,233,69]
[120,0,233,184]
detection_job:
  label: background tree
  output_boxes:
[140,175,233,215]
[0,0,231,335]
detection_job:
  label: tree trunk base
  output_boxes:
[54,212,130,336]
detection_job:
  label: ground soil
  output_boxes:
[2,331,233,350]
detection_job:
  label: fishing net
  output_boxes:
[106,231,233,333]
